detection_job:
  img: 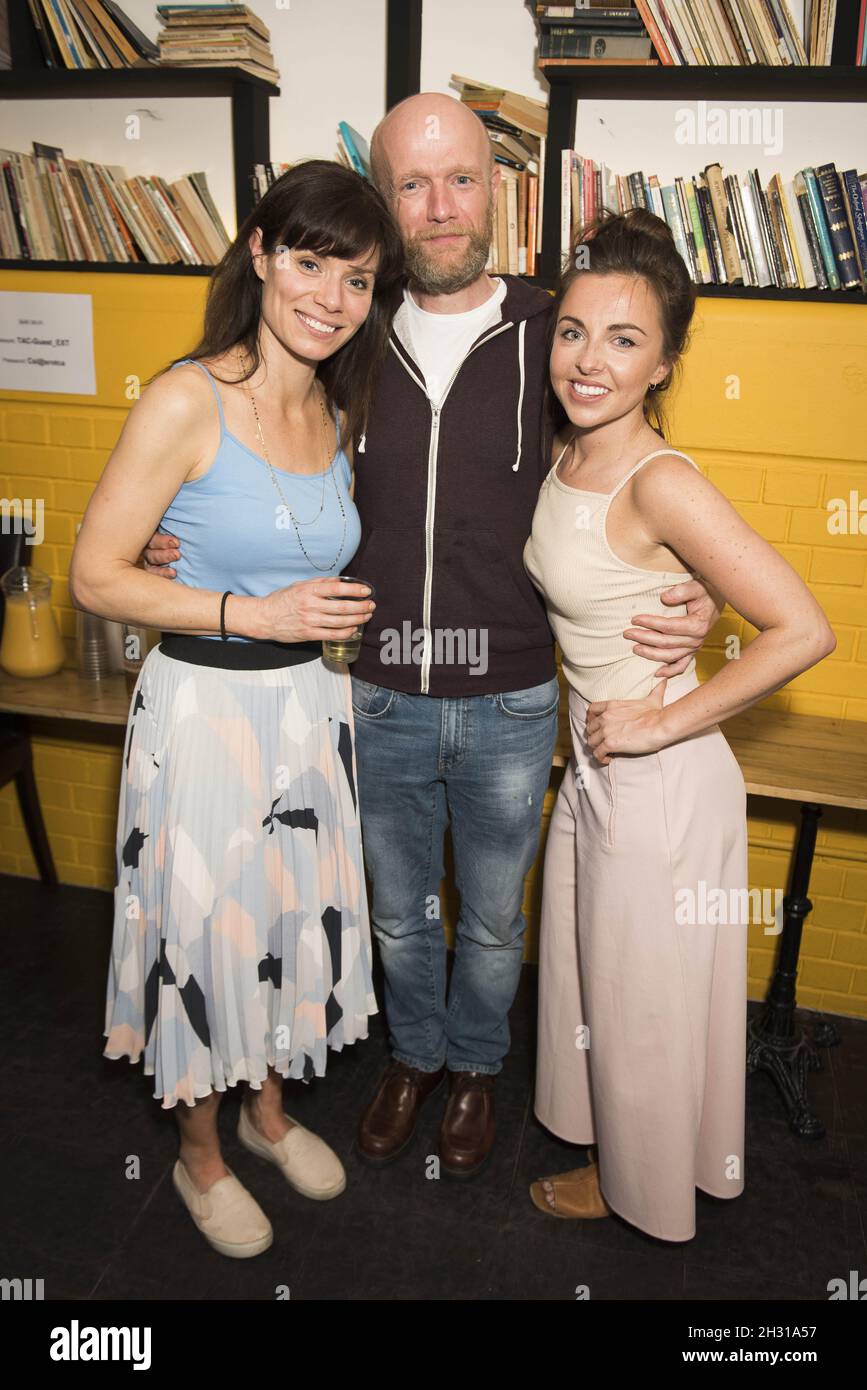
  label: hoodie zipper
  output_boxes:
[390,320,515,694]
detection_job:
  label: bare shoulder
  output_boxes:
[133,361,216,433]
[110,364,222,486]
[632,450,704,494]
[631,450,733,529]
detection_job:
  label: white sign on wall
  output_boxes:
[0,291,96,394]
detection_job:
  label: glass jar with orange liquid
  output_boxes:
[0,565,65,678]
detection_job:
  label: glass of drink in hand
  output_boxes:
[322,575,375,664]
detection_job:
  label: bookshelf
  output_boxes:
[0,6,279,263]
[537,61,867,302]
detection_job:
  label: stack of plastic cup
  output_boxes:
[76,609,111,680]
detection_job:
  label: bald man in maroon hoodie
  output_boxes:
[143,94,721,1180]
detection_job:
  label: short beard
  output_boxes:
[404,206,494,295]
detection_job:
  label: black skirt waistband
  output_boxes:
[158,633,322,670]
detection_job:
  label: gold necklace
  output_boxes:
[237,349,347,572]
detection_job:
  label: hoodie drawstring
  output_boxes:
[513,319,526,472]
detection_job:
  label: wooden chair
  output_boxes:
[0,532,58,887]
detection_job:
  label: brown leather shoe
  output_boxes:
[438,1071,496,1180]
[357,1060,446,1166]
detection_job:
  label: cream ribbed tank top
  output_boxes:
[523,442,701,701]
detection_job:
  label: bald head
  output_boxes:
[369,92,499,298]
[370,92,494,202]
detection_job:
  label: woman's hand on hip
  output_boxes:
[585,679,671,763]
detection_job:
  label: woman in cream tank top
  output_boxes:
[523,208,836,1242]
[526,437,703,703]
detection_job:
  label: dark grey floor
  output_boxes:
[1,873,865,1302]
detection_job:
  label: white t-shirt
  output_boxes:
[402,277,507,406]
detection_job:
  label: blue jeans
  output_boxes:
[350,675,560,1075]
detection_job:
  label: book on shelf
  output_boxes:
[337,123,371,178]
[26,0,159,69]
[451,74,548,139]
[0,142,232,265]
[558,148,867,292]
[529,1,655,60]
[251,161,291,201]
[156,2,279,82]
[633,1,853,67]
[485,162,542,276]
[527,1,866,66]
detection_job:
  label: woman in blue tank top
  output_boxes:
[70,161,404,1259]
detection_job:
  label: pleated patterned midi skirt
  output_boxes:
[534,668,748,1241]
[103,643,378,1108]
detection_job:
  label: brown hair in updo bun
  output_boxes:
[546,206,697,441]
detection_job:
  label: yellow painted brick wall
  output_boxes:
[1,271,866,1018]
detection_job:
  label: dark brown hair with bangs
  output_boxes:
[170,158,406,448]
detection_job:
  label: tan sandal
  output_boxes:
[529,1155,612,1220]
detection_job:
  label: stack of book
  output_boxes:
[629,1,856,66]
[25,0,158,69]
[157,3,279,83]
[526,2,656,66]
[561,149,867,291]
[0,143,231,265]
[452,75,548,275]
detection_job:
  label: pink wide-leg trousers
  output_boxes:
[535,669,749,1241]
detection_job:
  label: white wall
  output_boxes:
[0,96,236,235]
[574,99,867,190]
[420,0,546,101]
[2,0,863,239]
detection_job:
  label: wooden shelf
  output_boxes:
[4,269,863,299]
[0,260,214,275]
[0,66,279,99]
[539,63,867,101]
[521,274,867,304]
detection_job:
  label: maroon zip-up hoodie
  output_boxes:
[351,274,557,697]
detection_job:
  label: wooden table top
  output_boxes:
[554,693,867,811]
[2,651,865,811]
[0,641,133,726]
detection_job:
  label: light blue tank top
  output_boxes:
[159,358,361,641]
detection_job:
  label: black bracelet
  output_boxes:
[220,590,232,641]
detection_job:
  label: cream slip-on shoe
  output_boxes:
[172,1159,273,1258]
[238,1103,347,1200]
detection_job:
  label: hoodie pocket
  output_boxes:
[433,527,551,651]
